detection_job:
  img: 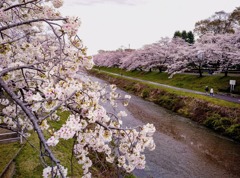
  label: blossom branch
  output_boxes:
[0,18,66,32]
[0,62,44,76]
[0,78,65,177]
[39,90,77,123]
[4,0,38,11]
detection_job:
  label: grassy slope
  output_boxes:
[0,142,21,174]
[96,67,240,95]
[13,110,134,178]
[14,134,83,178]
[94,67,239,108]
[90,69,240,110]
[13,111,84,178]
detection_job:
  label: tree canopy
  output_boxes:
[0,1,156,177]
[194,10,239,36]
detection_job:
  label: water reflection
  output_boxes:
[128,96,240,178]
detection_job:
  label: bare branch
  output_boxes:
[0,18,66,32]
[4,0,38,11]
[0,32,33,45]
[0,62,44,76]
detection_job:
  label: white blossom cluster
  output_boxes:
[0,0,156,177]
[0,99,33,132]
[62,17,81,37]
[43,165,67,178]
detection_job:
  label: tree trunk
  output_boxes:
[158,67,162,73]
[224,70,228,77]
[0,87,3,95]
[223,65,229,77]
[198,67,203,77]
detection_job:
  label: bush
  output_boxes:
[204,114,233,133]
[204,114,219,128]
[178,107,190,117]
[141,89,150,99]
[226,124,240,141]
[154,94,182,111]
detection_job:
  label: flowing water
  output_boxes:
[127,97,240,178]
[88,76,240,178]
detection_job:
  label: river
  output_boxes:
[87,75,240,178]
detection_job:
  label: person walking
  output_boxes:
[210,88,214,96]
[205,86,209,95]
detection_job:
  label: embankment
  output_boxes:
[90,70,240,142]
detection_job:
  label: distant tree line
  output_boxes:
[94,7,240,78]
[173,30,195,44]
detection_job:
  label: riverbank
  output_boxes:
[95,67,240,95]
[89,70,240,142]
[91,75,240,178]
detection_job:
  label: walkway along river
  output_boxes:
[88,75,240,178]
[97,70,240,104]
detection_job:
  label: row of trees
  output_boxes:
[0,0,155,177]
[94,31,240,77]
[94,7,240,78]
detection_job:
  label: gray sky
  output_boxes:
[60,0,239,55]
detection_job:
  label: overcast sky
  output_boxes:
[60,0,239,55]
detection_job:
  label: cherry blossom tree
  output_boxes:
[0,1,155,177]
[121,48,151,71]
[119,49,144,71]
[138,38,171,73]
[208,31,240,76]
[120,38,171,72]
[186,33,219,77]
[93,49,133,68]
[164,38,192,77]
[167,33,240,77]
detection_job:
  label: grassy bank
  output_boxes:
[90,70,240,142]
[95,67,240,95]
[13,110,114,177]
[13,110,135,178]
[0,142,21,175]
[13,111,84,178]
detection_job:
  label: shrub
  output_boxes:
[204,114,233,133]
[141,89,150,99]
[226,124,240,141]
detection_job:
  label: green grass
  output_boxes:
[95,66,240,95]
[147,83,239,108]
[0,142,21,174]
[14,133,46,178]
[13,110,125,177]
[14,134,83,178]
[94,69,239,108]
[14,110,83,178]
